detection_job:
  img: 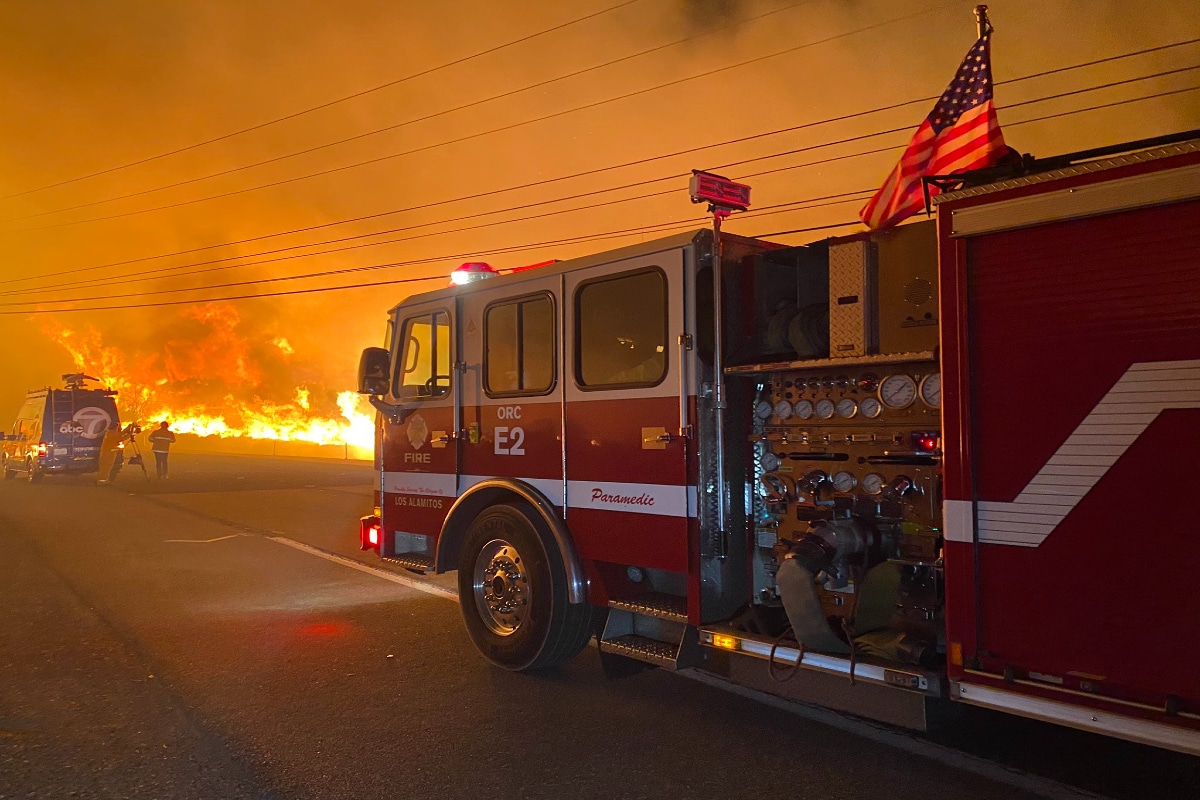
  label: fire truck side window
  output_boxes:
[575,268,667,389]
[485,294,555,396]
[395,311,451,399]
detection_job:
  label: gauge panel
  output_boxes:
[920,372,941,409]
[861,473,885,495]
[831,471,857,492]
[879,374,918,409]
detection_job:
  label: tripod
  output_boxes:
[108,423,150,482]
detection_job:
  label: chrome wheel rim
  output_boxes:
[472,538,529,637]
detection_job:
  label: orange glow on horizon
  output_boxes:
[42,307,375,454]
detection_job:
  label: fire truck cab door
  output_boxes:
[563,248,691,575]
[380,302,457,558]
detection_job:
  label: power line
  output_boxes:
[0,203,867,316]
[0,0,645,202]
[5,4,946,233]
[20,30,1197,227]
[0,192,874,307]
[11,74,1198,318]
[7,39,1194,292]
[0,131,906,300]
[13,76,1200,314]
[5,63,1195,300]
[3,0,815,222]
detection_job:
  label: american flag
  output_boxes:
[859,33,1006,230]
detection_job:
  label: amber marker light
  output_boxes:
[711,634,740,651]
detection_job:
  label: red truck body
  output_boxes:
[357,133,1200,755]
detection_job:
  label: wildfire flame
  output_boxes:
[42,306,375,457]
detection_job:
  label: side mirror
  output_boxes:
[357,347,391,395]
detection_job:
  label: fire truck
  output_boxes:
[356,131,1200,756]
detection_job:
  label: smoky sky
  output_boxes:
[0,0,1197,420]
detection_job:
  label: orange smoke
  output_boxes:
[41,304,375,456]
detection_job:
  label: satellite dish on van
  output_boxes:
[62,373,100,389]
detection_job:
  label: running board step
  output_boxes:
[607,592,688,622]
[382,553,433,573]
[601,635,684,669]
[599,601,703,671]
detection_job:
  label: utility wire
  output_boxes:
[14,29,1196,225]
[0,0,645,202]
[10,67,1196,323]
[13,77,1200,314]
[6,49,1195,303]
[0,204,867,316]
[5,4,945,232]
[2,0,814,222]
[0,131,904,299]
[5,64,1195,299]
[6,40,1194,290]
[0,192,874,307]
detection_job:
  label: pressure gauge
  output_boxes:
[832,471,857,493]
[920,372,942,409]
[754,400,773,419]
[815,399,836,419]
[860,396,883,418]
[836,398,858,419]
[773,399,793,420]
[794,399,814,419]
[761,451,781,472]
[879,374,918,409]
[861,472,885,495]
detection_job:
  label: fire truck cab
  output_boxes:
[358,132,1200,755]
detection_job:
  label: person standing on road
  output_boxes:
[148,421,176,479]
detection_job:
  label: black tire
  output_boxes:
[27,459,42,483]
[457,501,593,671]
[2,456,14,480]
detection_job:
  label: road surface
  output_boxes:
[1,454,1195,799]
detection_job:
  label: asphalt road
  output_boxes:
[1,453,1196,799]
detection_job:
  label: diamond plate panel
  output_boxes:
[828,240,878,358]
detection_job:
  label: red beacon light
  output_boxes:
[912,432,941,453]
[449,261,499,286]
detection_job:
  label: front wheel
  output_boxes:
[458,502,593,671]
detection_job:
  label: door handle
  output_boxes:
[641,427,675,449]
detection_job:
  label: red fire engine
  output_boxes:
[356,131,1200,755]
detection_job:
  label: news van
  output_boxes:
[2,374,121,482]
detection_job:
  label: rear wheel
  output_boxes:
[458,502,593,671]
[2,457,14,480]
[27,460,42,482]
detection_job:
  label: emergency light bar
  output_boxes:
[449,261,499,285]
[689,170,751,212]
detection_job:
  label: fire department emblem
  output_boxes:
[72,406,112,439]
[406,413,429,450]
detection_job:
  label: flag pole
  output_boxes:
[974,5,991,38]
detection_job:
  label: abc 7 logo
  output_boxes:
[59,407,112,439]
